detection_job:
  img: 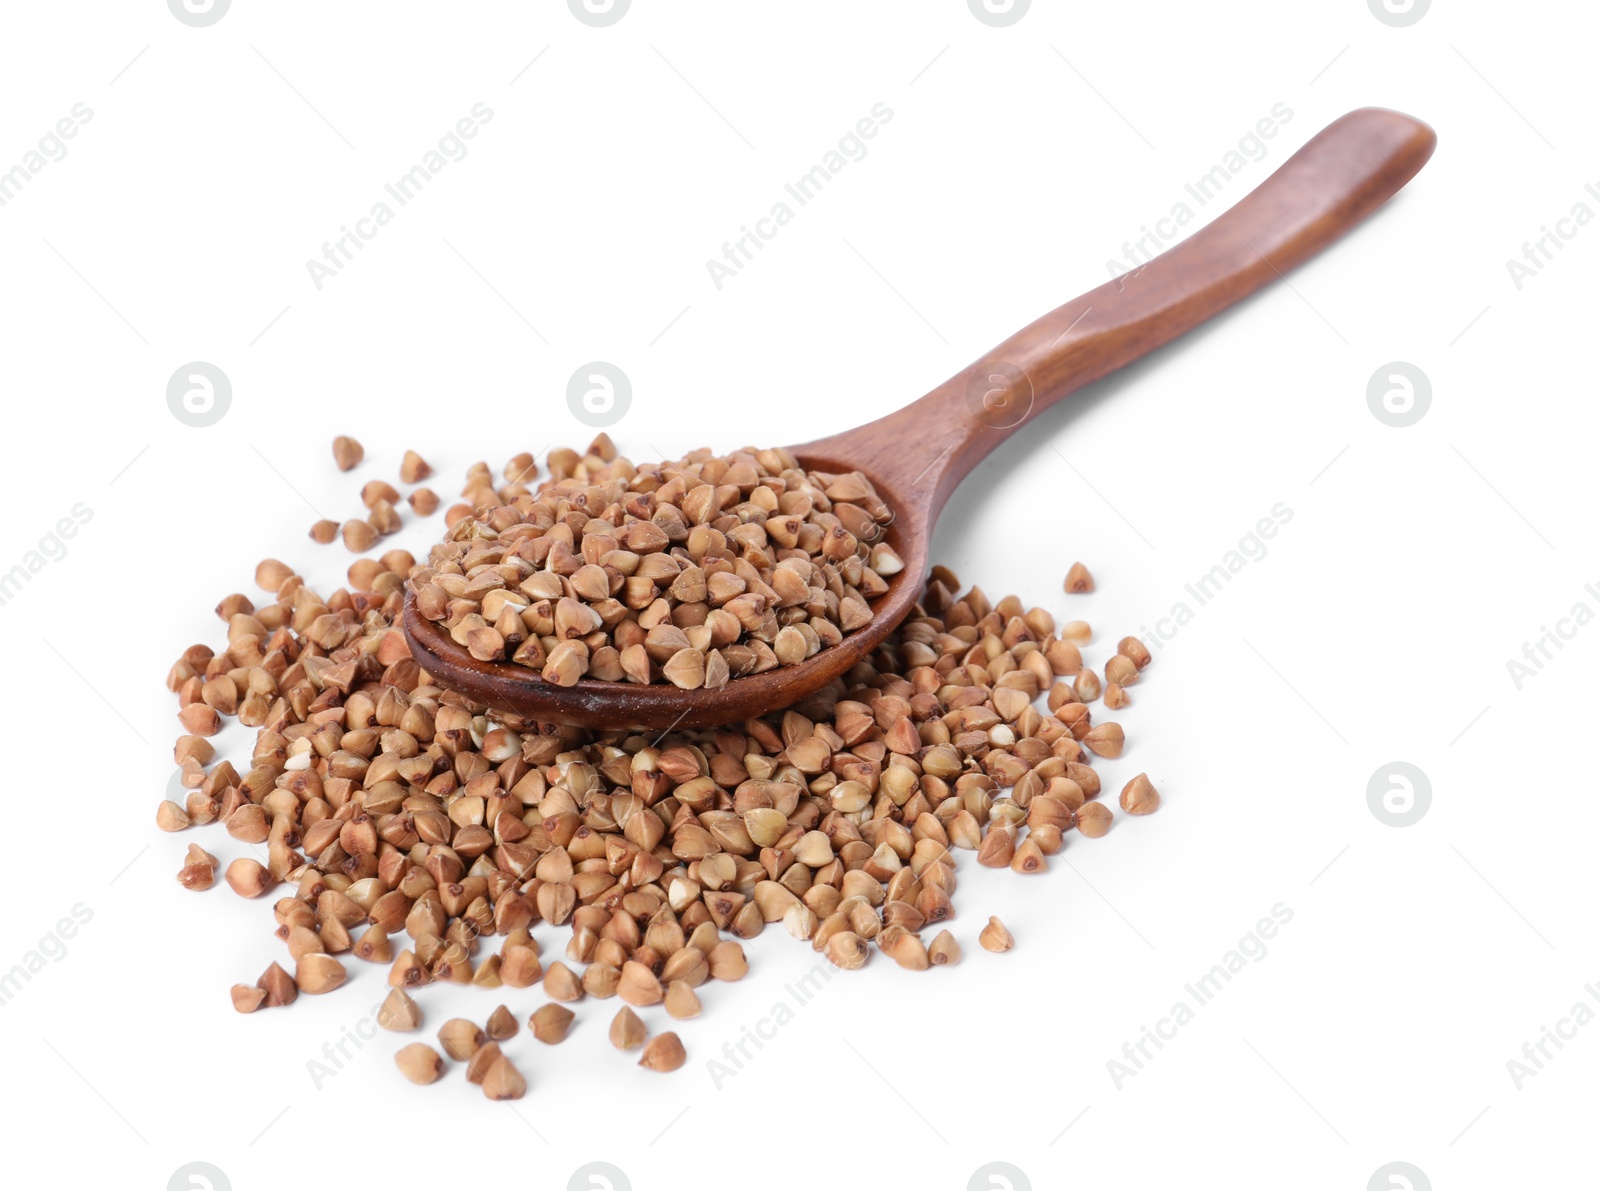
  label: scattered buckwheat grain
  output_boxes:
[160,441,1167,1099]
[332,436,364,472]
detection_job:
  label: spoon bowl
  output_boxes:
[403,440,932,731]
[405,107,1437,730]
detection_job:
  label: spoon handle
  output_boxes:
[799,107,1435,513]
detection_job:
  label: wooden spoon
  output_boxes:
[406,106,1436,730]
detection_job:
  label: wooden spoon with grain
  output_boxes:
[406,106,1436,730]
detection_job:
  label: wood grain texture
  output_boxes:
[406,107,1436,730]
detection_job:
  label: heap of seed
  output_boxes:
[157,444,1161,1096]
[410,439,903,688]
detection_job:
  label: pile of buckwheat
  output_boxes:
[157,435,1160,1099]
[413,441,900,688]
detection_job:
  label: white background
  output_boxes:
[0,2,1594,1189]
